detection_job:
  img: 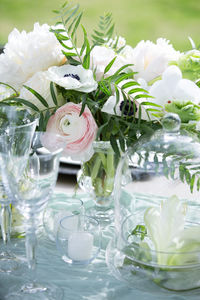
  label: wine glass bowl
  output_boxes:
[0,105,39,273]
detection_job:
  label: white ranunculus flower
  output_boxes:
[20,71,65,110]
[44,102,98,162]
[128,38,180,82]
[149,65,200,106]
[0,23,65,90]
[46,65,98,93]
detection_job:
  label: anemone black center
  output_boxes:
[64,73,80,81]
[120,100,137,116]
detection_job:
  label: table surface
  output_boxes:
[1,173,200,300]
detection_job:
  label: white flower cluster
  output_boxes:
[0,21,200,144]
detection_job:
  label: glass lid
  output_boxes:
[129,112,200,172]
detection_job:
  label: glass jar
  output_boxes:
[110,113,200,291]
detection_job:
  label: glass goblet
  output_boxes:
[1,131,66,300]
[0,105,38,273]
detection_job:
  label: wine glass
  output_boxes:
[0,131,66,299]
[0,105,38,273]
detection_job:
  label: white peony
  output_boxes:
[20,71,65,111]
[127,38,180,82]
[46,65,98,93]
[90,45,127,80]
[0,23,65,90]
[149,65,200,106]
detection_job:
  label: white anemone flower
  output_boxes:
[46,65,98,93]
[102,79,150,120]
[128,38,180,82]
[149,65,200,106]
[20,71,65,111]
[0,23,65,90]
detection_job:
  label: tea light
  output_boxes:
[68,231,94,261]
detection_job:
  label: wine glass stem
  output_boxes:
[25,230,37,278]
[0,203,11,245]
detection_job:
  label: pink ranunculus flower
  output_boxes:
[45,102,98,162]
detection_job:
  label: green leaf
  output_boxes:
[62,50,77,57]
[128,88,148,94]
[50,82,57,106]
[71,12,83,40]
[0,82,19,96]
[121,81,138,89]
[130,224,147,241]
[112,64,134,77]
[104,57,117,74]
[38,112,44,131]
[197,177,200,191]
[64,4,80,25]
[82,25,91,69]
[96,121,110,140]
[67,57,82,66]
[179,165,185,183]
[110,134,120,156]
[190,174,196,193]
[23,85,49,108]
[79,95,87,116]
[119,135,125,152]
[140,101,162,108]
[7,98,40,112]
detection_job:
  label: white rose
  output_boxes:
[20,71,65,111]
[46,65,98,93]
[0,23,65,90]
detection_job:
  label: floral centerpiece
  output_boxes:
[0,3,200,213]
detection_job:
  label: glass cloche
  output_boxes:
[107,113,200,292]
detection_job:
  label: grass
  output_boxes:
[0,0,199,51]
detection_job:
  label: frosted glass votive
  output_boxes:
[56,215,101,265]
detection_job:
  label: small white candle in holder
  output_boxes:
[68,231,94,261]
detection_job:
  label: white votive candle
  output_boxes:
[68,232,94,261]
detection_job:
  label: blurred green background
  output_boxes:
[0,0,199,51]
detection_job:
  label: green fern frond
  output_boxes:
[92,13,115,46]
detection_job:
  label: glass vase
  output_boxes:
[77,141,120,223]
